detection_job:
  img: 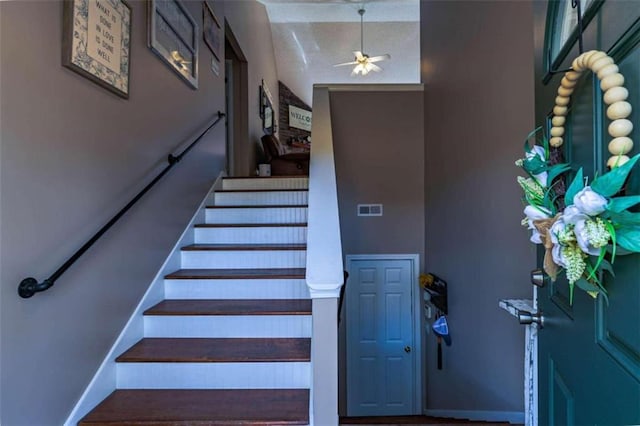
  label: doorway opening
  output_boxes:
[224,22,248,177]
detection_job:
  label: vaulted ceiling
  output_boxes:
[257,0,420,105]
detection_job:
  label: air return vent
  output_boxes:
[357,204,383,217]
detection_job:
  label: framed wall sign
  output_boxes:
[62,0,132,99]
[203,2,221,62]
[148,0,198,89]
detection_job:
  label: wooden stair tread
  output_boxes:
[181,243,306,251]
[206,204,308,209]
[145,299,312,316]
[79,389,310,425]
[117,338,311,363]
[165,268,306,279]
[216,189,308,193]
[223,176,309,179]
[195,223,307,228]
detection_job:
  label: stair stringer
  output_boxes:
[63,173,224,426]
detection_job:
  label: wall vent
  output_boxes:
[357,204,383,217]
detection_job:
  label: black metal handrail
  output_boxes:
[18,111,225,298]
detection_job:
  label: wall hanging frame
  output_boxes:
[148,0,199,89]
[202,1,221,62]
[62,0,132,99]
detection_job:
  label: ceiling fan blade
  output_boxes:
[369,63,382,72]
[351,63,364,76]
[367,54,391,63]
[334,60,360,67]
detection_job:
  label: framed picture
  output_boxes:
[148,0,198,89]
[203,2,222,62]
[259,79,273,119]
[62,0,132,99]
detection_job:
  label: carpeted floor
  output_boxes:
[339,415,516,426]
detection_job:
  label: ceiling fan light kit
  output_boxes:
[333,8,390,76]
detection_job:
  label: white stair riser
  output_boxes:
[164,279,310,299]
[206,207,308,224]
[195,227,307,244]
[222,177,308,191]
[117,362,311,389]
[214,191,308,206]
[144,315,311,338]
[181,250,306,269]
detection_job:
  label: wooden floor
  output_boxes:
[340,416,515,426]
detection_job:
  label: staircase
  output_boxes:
[79,176,312,425]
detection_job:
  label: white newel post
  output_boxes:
[306,86,344,426]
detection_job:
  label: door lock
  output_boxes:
[404,346,412,353]
[531,268,548,288]
[518,311,545,328]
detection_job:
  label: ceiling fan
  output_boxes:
[333,8,390,76]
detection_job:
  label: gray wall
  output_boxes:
[224,0,279,176]
[0,1,277,424]
[420,0,535,415]
[331,89,425,414]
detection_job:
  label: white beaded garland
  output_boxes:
[607,101,632,120]
[552,116,566,127]
[604,86,629,105]
[550,137,563,147]
[608,137,634,155]
[607,155,630,168]
[600,73,624,91]
[609,119,633,138]
[596,63,619,80]
[550,50,634,168]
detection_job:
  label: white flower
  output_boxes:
[574,219,601,256]
[562,205,588,225]
[549,216,572,267]
[552,243,567,268]
[573,186,608,216]
[523,205,551,244]
[526,145,548,187]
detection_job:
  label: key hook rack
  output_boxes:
[550,0,586,75]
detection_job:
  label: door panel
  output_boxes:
[347,258,415,416]
[535,1,640,425]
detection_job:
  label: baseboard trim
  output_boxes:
[423,409,525,424]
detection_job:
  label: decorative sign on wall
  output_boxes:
[148,0,199,89]
[62,0,132,99]
[203,2,221,63]
[289,105,312,131]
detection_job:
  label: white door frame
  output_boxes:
[345,253,423,415]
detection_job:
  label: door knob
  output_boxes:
[531,268,548,288]
[518,311,545,328]
[404,346,411,353]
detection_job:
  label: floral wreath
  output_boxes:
[517,50,639,304]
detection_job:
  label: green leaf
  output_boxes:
[523,127,543,155]
[608,211,640,226]
[565,168,584,206]
[606,195,640,213]
[591,154,640,197]
[575,278,600,295]
[615,227,640,252]
[523,156,547,175]
[546,163,572,185]
[599,259,615,277]
[585,247,607,282]
[605,220,617,263]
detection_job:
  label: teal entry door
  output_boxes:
[533,1,640,424]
